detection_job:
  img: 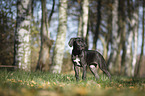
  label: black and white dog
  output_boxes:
[68,37,111,81]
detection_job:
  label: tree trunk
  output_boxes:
[105,5,112,61]
[77,3,82,37]
[99,36,107,60]
[132,7,139,77]
[92,0,101,50]
[119,0,127,75]
[78,13,83,37]
[48,0,55,27]
[124,1,133,76]
[121,23,126,75]
[50,0,68,73]
[108,0,120,74]
[14,0,32,71]
[82,0,89,39]
[135,2,144,77]
[124,0,138,77]
[118,0,126,75]
[124,28,133,77]
[36,0,53,71]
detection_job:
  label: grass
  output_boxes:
[0,69,145,96]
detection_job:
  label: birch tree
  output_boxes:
[124,0,139,77]
[50,0,68,73]
[77,3,82,37]
[131,5,139,77]
[124,28,133,77]
[135,1,144,76]
[14,0,32,71]
[108,0,120,74]
[124,0,134,77]
[36,0,53,71]
[82,0,89,39]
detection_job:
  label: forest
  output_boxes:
[0,0,144,76]
[0,0,145,95]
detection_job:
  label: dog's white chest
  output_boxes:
[73,58,81,66]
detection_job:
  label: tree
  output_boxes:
[92,0,102,50]
[77,1,82,37]
[36,0,53,71]
[135,0,144,76]
[131,1,139,77]
[14,0,32,71]
[48,0,55,28]
[77,0,89,39]
[0,0,16,65]
[108,0,120,74]
[124,0,139,77]
[50,0,68,73]
[101,0,112,60]
[119,0,127,75]
[81,0,89,39]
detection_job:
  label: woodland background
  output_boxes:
[0,0,145,77]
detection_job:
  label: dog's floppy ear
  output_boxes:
[68,38,75,47]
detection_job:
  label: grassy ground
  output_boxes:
[0,70,145,96]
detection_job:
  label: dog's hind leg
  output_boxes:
[100,68,112,81]
[89,65,100,80]
[103,70,111,81]
[98,61,112,81]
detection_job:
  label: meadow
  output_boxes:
[0,69,145,96]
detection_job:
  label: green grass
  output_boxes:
[0,69,145,96]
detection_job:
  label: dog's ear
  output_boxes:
[68,38,75,47]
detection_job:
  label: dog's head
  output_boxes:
[68,37,87,50]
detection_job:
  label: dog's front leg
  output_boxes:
[74,65,79,81]
[82,65,87,81]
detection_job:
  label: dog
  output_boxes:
[68,37,111,81]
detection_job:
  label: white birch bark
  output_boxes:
[125,28,133,77]
[14,0,32,71]
[125,1,139,77]
[125,12,135,76]
[82,0,89,38]
[131,10,139,77]
[50,0,67,73]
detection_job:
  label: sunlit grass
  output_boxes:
[0,69,145,96]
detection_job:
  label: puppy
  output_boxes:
[68,37,111,81]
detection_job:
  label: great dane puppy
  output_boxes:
[68,37,111,81]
